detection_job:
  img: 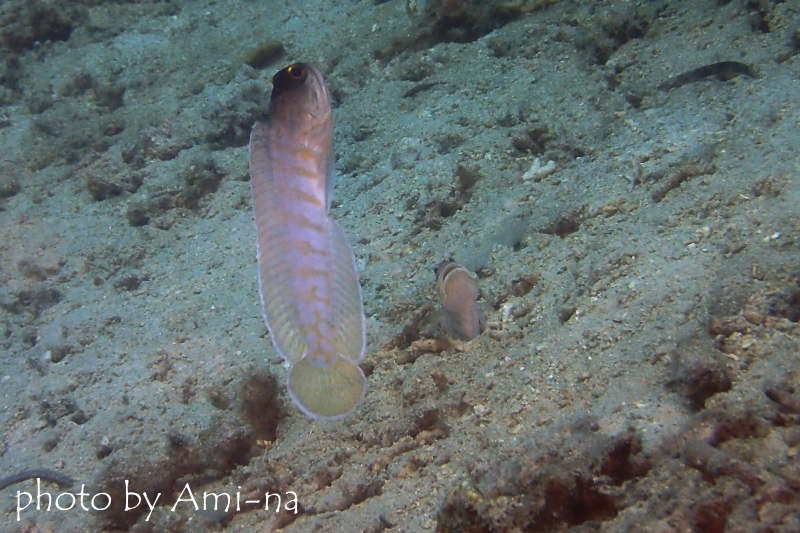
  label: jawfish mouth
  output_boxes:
[302,66,330,118]
[435,259,460,293]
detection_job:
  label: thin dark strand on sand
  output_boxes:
[658,61,758,90]
[0,469,75,491]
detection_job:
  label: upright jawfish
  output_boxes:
[435,259,486,342]
[249,63,366,420]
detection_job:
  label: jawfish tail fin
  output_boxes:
[287,355,366,420]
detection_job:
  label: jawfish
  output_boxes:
[249,63,366,420]
[435,259,486,342]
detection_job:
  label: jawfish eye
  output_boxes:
[287,64,305,79]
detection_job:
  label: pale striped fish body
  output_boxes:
[249,63,366,420]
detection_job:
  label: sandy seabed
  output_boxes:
[1,0,799,531]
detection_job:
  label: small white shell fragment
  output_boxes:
[522,158,556,181]
[501,302,514,323]
[473,404,491,417]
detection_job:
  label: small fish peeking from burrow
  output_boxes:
[435,259,486,343]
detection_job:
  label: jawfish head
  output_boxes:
[434,259,485,341]
[436,259,477,309]
[269,63,331,122]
